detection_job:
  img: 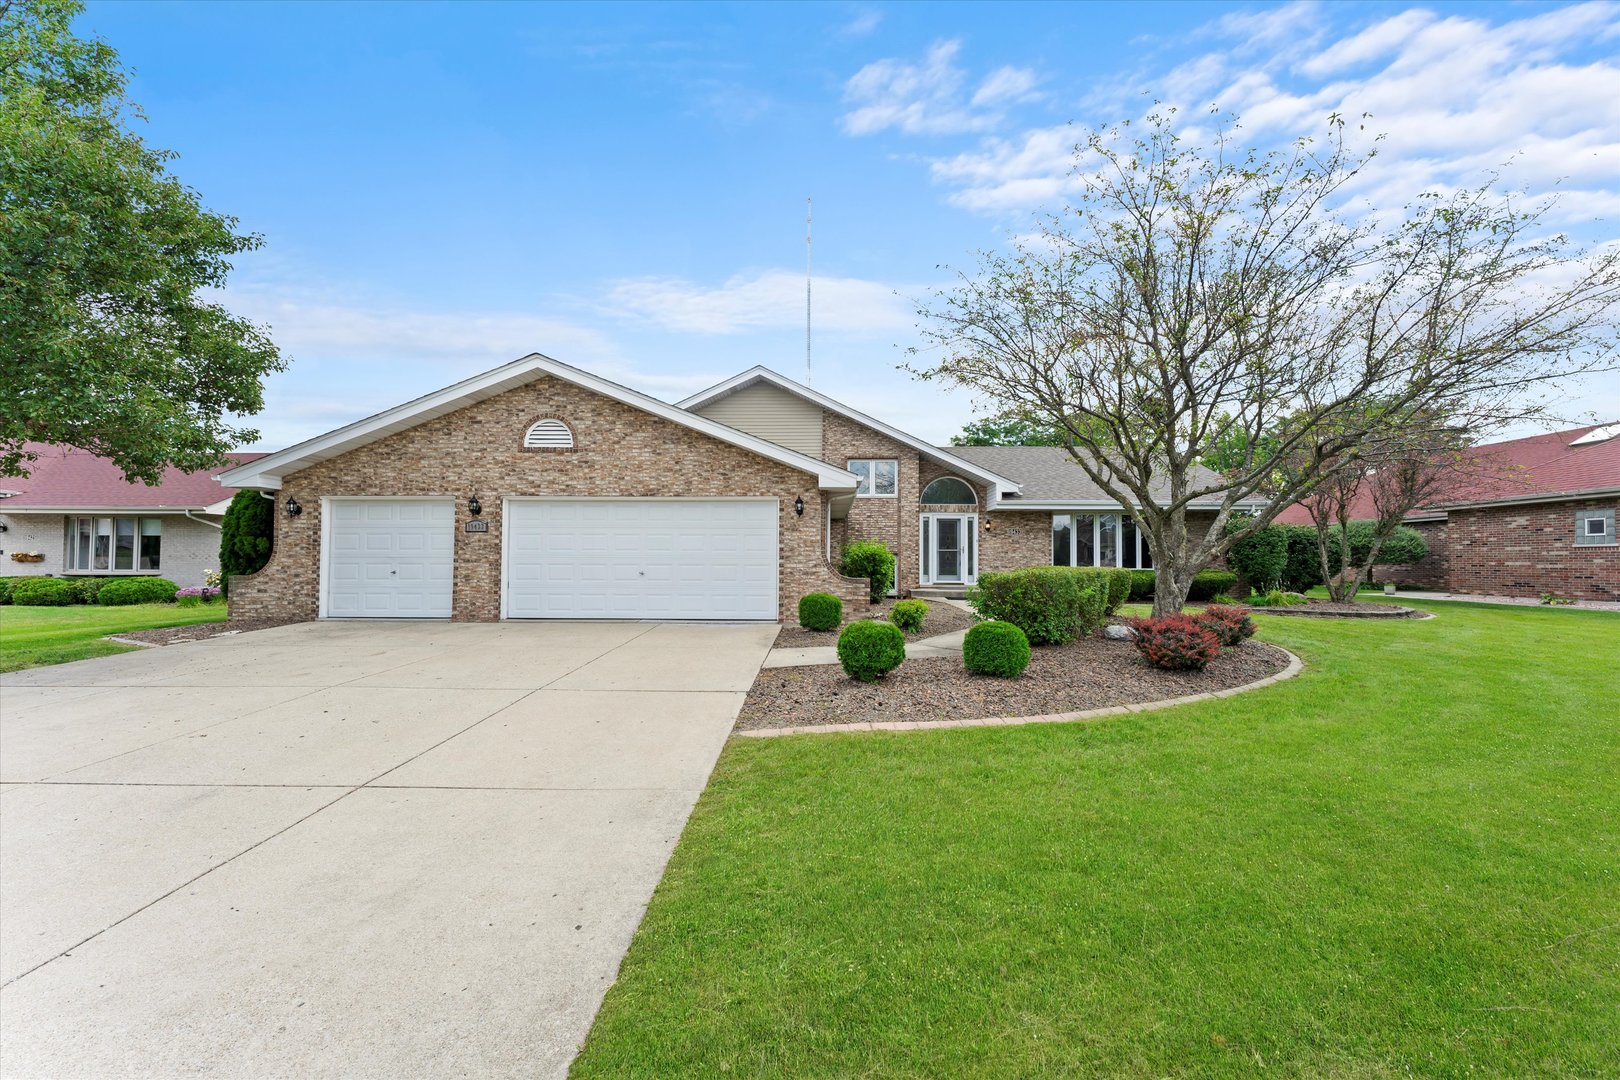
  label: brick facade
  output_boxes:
[228,376,867,623]
[1371,518,1448,590]
[822,412,923,592]
[1443,497,1619,601]
[0,512,222,586]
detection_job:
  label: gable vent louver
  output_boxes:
[524,419,574,449]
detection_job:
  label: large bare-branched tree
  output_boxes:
[910,110,1620,616]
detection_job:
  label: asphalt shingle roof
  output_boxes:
[941,445,1232,505]
[0,443,264,509]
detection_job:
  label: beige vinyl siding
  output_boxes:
[690,382,824,457]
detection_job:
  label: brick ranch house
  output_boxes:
[1274,423,1620,602]
[0,444,264,587]
[218,354,1257,623]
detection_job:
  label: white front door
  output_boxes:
[504,498,778,620]
[920,513,977,586]
[324,499,455,618]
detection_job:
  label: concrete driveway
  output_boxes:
[0,619,776,1079]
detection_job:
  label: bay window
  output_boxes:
[65,516,162,573]
[1051,513,1153,569]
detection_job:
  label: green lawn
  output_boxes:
[574,600,1620,1078]
[0,602,228,673]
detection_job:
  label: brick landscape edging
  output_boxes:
[735,646,1305,738]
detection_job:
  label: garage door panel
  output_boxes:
[326,500,454,619]
[506,499,777,620]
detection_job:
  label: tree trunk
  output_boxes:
[1151,563,1194,618]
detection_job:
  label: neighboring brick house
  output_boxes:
[1275,424,1620,602]
[220,356,1259,624]
[0,444,262,587]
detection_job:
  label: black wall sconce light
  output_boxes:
[468,495,482,516]
[285,496,302,517]
[0,522,8,532]
[794,495,805,517]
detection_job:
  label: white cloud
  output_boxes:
[604,269,915,334]
[886,2,1620,223]
[839,9,883,38]
[841,40,1040,136]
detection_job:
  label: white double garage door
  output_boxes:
[324,497,779,620]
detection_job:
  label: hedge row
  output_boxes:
[2,576,182,606]
[968,567,1110,645]
[1125,569,1239,603]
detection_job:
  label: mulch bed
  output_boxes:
[737,635,1292,730]
[774,600,980,647]
[109,618,306,647]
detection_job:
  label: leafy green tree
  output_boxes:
[0,0,284,483]
[218,489,273,594]
[952,415,1066,447]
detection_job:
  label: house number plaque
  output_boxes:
[464,520,489,533]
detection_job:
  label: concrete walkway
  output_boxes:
[1392,590,1620,612]
[763,627,969,669]
[0,619,777,1079]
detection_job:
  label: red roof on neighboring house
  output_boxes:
[1273,423,1620,524]
[0,443,265,511]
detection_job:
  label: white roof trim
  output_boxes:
[0,506,220,514]
[679,366,1023,500]
[1435,486,1620,511]
[218,353,860,492]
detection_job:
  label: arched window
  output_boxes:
[523,418,574,449]
[921,476,977,505]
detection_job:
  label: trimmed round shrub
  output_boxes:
[962,621,1031,678]
[1194,606,1256,646]
[798,592,843,631]
[10,578,75,606]
[890,598,929,634]
[97,577,180,606]
[0,577,19,605]
[1129,615,1222,671]
[840,540,896,603]
[836,619,906,682]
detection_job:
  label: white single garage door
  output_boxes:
[325,499,455,618]
[505,498,778,620]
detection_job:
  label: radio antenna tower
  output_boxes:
[805,197,812,386]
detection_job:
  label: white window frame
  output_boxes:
[847,459,898,499]
[1051,512,1152,568]
[918,512,978,586]
[64,515,164,574]
[1575,508,1616,546]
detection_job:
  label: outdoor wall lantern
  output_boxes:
[285,496,302,517]
[468,495,482,516]
[794,496,805,517]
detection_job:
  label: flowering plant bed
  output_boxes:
[737,633,1291,731]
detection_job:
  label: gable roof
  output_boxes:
[0,443,263,512]
[679,366,1022,500]
[944,445,1260,510]
[217,353,860,492]
[1272,423,1620,524]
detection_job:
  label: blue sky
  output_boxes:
[80,0,1620,449]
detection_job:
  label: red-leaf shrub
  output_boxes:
[1194,605,1256,646]
[1128,615,1222,671]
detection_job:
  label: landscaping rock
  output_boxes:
[1103,623,1136,640]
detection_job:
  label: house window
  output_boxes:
[848,459,898,498]
[1575,509,1616,546]
[523,418,574,449]
[921,476,977,505]
[65,516,161,573]
[1051,512,1152,568]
